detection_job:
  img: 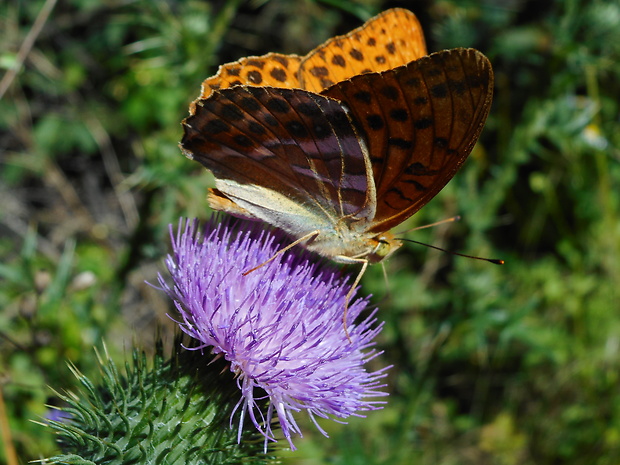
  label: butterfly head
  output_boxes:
[366,232,402,264]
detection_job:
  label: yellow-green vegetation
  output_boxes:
[1,0,619,463]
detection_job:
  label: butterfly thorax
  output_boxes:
[303,227,402,265]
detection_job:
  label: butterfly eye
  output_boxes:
[369,236,400,263]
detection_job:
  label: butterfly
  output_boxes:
[180,8,494,294]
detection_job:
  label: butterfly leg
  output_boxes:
[381,261,391,302]
[242,230,321,276]
[333,255,369,341]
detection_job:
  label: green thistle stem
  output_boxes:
[44,337,278,465]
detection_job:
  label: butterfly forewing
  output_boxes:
[181,86,374,230]
[322,48,493,233]
[299,8,427,93]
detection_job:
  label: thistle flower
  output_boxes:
[158,217,389,450]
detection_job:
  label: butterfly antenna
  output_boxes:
[398,238,505,265]
[397,215,461,234]
[381,262,391,301]
[342,258,369,343]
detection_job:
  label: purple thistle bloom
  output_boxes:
[45,407,73,424]
[158,217,389,450]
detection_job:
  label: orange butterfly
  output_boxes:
[180,9,494,291]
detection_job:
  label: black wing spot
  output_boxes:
[389,186,416,203]
[202,119,229,135]
[349,48,364,61]
[389,108,409,122]
[270,67,288,82]
[248,121,266,135]
[312,122,332,140]
[388,138,413,149]
[238,97,261,113]
[221,103,245,121]
[405,162,439,176]
[272,55,290,68]
[266,98,290,113]
[296,102,322,117]
[414,117,433,130]
[353,90,372,104]
[286,120,309,138]
[381,85,399,100]
[326,111,355,137]
[403,179,427,191]
[405,77,421,88]
[263,114,279,127]
[245,59,266,69]
[435,137,449,149]
[332,55,346,67]
[366,114,385,130]
[310,66,329,77]
[430,83,448,99]
[449,79,467,95]
[233,134,254,147]
[247,70,263,84]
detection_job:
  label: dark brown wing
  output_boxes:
[322,48,493,233]
[181,86,374,223]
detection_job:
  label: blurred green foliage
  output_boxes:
[1,0,619,463]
